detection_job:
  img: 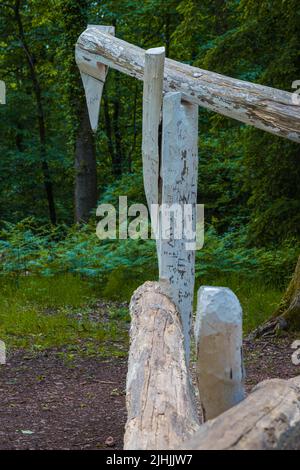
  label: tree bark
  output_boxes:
[75,102,98,222]
[252,255,300,337]
[274,255,300,329]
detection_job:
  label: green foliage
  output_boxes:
[0,220,298,298]
[202,274,283,334]
[0,275,128,355]
[0,0,299,338]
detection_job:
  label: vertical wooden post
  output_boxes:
[142,47,165,213]
[80,25,115,132]
[159,92,199,361]
[194,286,245,421]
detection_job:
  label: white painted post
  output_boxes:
[159,92,199,361]
[142,47,165,216]
[194,286,245,421]
[80,25,115,132]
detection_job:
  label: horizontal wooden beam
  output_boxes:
[76,26,300,143]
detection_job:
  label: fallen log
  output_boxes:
[124,281,199,450]
[124,282,300,450]
[181,376,300,450]
[76,27,300,142]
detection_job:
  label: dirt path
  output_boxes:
[0,334,299,450]
[0,352,127,450]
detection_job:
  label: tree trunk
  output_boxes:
[75,102,98,223]
[14,0,56,224]
[112,73,123,177]
[274,255,300,329]
[252,255,300,337]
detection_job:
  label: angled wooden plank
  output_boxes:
[158,92,199,361]
[76,27,300,142]
[80,25,115,132]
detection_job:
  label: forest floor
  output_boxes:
[0,334,300,450]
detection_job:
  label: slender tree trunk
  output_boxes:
[74,102,97,222]
[273,255,300,328]
[128,83,138,173]
[252,255,300,337]
[112,73,123,177]
[14,0,56,224]
[103,91,115,168]
[165,13,171,57]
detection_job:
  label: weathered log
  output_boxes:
[124,281,199,450]
[194,286,245,421]
[76,27,300,142]
[181,376,300,450]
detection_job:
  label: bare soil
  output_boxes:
[0,334,299,450]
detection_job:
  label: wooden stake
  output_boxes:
[194,286,245,421]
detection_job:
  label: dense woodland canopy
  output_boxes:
[0,0,299,299]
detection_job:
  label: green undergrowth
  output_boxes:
[0,275,129,358]
[198,274,283,334]
[0,272,283,360]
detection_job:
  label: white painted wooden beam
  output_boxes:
[80,25,115,132]
[194,286,245,421]
[76,27,300,142]
[158,92,199,361]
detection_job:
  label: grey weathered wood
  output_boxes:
[80,25,115,132]
[181,376,300,450]
[124,281,199,450]
[0,340,5,364]
[158,92,198,361]
[194,286,245,421]
[142,47,165,222]
[124,281,300,450]
[76,27,300,142]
